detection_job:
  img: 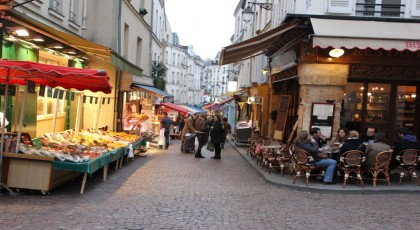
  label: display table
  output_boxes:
[2,153,79,193]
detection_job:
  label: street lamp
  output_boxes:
[243,2,273,23]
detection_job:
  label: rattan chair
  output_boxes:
[395,149,420,185]
[339,150,365,188]
[292,148,316,187]
[365,151,392,187]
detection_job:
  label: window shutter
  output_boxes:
[326,0,352,14]
[412,0,420,16]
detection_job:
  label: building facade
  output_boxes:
[221,0,420,143]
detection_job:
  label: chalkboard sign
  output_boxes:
[310,103,335,139]
[274,95,290,140]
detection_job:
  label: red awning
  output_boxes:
[0,60,112,94]
[201,103,213,110]
[160,102,188,114]
[217,96,235,106]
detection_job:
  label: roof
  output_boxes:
[160,102,188,114]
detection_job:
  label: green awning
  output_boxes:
[110,51,143,76]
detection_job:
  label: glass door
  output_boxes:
[395,86,416,130]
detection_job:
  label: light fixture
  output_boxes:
[411,94,417,98]
[48,43,64,49]
[329,48,345,58]
[31,35,44,42]
[15,28,29,37]
[261,68,269,74]
[64,49,77,55]
[242,2,273,23]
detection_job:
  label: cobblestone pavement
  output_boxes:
[1,139,420,230]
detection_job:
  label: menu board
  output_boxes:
[274,95,290,140]
[310,103,335,139]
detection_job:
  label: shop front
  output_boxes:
[221,15,420,143]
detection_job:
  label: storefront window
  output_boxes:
[366,83,391,133]
[342,83,364,132]
[37,86,65,119]
[395,86,416,130]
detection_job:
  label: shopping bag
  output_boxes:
[206,139,215,152]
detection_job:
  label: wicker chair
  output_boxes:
[339,150,365,188]
[395,149,420,185]
[262,141,282,169]
[365,151,392,187]
[292,148,316,187]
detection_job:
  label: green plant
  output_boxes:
[152,61,167,91]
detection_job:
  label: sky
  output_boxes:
[165,0,238,60]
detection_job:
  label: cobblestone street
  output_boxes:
[1,139,420,229]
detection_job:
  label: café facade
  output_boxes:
[221,14,420,144]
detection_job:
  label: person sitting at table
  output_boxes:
[360,127,376,144]
[330,128,348,146]
[310,127,327,148]
[338,130,366,160]
[363,132,390,170]
[390,127,420,170]
[294,130,337,185]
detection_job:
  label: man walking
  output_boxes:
[194,113,207,158]
[160,112,174,150]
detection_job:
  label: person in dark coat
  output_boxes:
[193,113,207,158]
[294,130,337,184]
[160,112,175,150]
[338,130,365,160]
[221,117,231,149]
[359,127,376,144]
[310,127,327,148]
[210,115,224,159]
[391,127,420,169]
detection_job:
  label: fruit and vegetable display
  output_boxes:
[12,130,142,163]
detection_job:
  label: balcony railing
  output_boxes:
[355,3,405,17]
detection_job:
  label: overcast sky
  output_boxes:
[165,0,238,59]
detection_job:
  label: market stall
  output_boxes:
[0,60,113,194]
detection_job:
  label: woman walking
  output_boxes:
[210,115,224,159]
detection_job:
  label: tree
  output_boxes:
[152,61,167,91]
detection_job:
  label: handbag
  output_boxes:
[206,137,215,152]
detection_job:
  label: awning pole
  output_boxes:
[15,83,28,153]
[94,96,102,130]
[51,90,60,136]
[75,93,83,135]
[0,69,15,195]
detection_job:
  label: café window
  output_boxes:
[395,86,416,130]
[37,86,66,119]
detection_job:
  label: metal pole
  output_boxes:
[15,83,28,153]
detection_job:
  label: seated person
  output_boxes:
[360,127,376,144]
[310,127,327,148]
[391,127,420,169]
[363,132,391,170]
[330,128,348,146]
[338,130,365,160]
[294,130,337,185]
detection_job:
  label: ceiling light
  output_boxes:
[48,43,64,49]
[64,49,77,55]
[329,48,344,58]
[15,29,29,37]
[31,35,44,42]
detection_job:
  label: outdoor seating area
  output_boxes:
[241,134,420,190]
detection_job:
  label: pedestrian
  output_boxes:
[160,112,175,150]
[180,112,196,151]
[210,115,224,159]
[193,113,207,158]
[221,117,231,149]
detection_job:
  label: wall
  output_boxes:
[298,63,348,135]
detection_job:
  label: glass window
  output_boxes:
[342,83,364,132]
[37,86,66,119]
[395,86,416,130]
[366,83,390,133]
